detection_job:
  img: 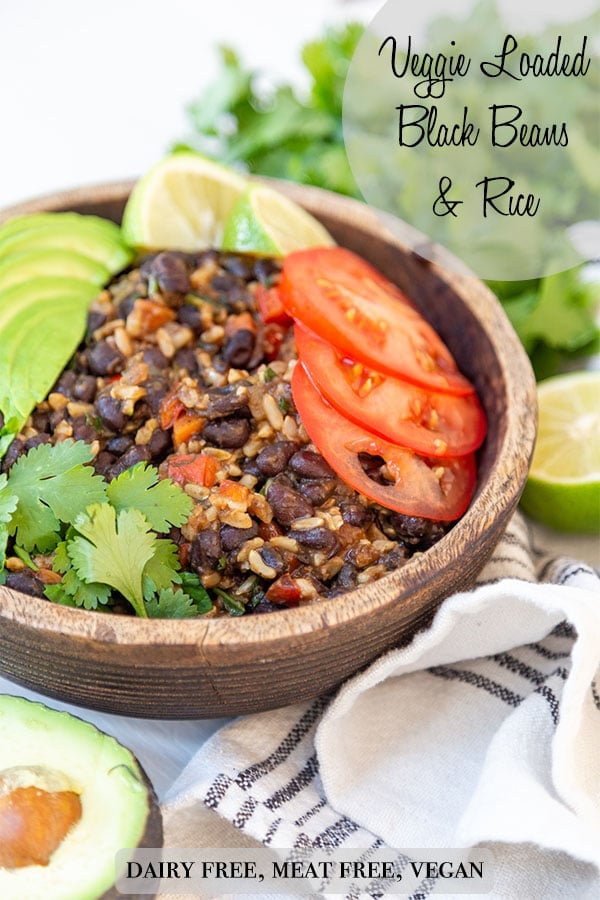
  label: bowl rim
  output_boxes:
[0,179,537,649]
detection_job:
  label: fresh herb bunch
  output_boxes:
[0,442,213,619]
[176,18,598,379]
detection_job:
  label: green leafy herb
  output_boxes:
[0,474,18,570]
[6,441,107,552]
[214,586,245,616]
[179,572,214,614]
[278,396,291,414]
[106,462,193,532]
[12,546,38,571]
[145,587,199,619]
[263,366,277,383]
[142,538,182,600]
[68,503,159,618]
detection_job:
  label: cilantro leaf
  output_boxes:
[0,474,18,570]
[68,503,156,618]
[145,588,199,619]
[179,571,214,614]
[59,568,112,610]
[106,462,193,532]
[142,538,182,601]
[7,441,107,551]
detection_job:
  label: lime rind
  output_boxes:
[521,370,600,533]
[222,183,335,256]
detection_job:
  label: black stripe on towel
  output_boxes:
[204,771,233,809]
[263,753,319,810]
[491,651,549,686]
[428,666,523,707]
[235,696,328,790]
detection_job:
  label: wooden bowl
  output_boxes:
[0,181,536,718]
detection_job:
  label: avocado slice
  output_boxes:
[0,694,162,900]
[0,250,110,293]
[0,217,132,275]
[0,278,99,437]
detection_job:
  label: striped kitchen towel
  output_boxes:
[162,514,600,899]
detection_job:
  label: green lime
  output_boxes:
[121,152,247,251]
[520,370,600,534]
[222,183,335,256]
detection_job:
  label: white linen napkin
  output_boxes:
[162,513,600,899]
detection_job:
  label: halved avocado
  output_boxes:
[0,216,132,274]
[0,250,110,292]
[0,695,162,900]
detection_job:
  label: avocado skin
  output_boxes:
[101,756,163,900]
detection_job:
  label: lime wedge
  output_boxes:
[520,371,600,534]
[222,184,335,256]
[121,152,247,252]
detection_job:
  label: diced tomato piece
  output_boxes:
[255,283,293,326]
[127,299,176,337]
[280,247,474,396]
[166,453,218,487]
[264,324,285,361]
[172,413,204,448]
[266,574,302,606]
[159,388,186,429]
[291,363,476,521]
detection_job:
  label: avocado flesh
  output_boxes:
[0,220,132,274]
[0,278,99,435]
[0,695,162,900]
[0,249,110,292]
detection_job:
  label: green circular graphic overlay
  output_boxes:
[343,0,599,281]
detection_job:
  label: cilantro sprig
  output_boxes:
[0,441,216,619]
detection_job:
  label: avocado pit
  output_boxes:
[0,766,82,869]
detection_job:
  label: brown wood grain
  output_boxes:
[0,182,536,718]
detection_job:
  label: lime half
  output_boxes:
[520,370,600,534]
[121,152,247,252]
[222,183,335,256]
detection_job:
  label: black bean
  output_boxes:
[222,329,255,369]
[108,445,151,479]
[144,376,170,415]
[298,479,336,505]
[54,370,76,396]
[72,374,97,403]
[256,441,297,476]
[383,546,409,570]
[106,435,134,455]
[86,310,107,334]
[5,571,45,598]
[24,434,51,451]
[189,529,222,571]
[335,562,358,590]
[241,458,262,479]
[222,255,254,280]
[253,257,280,284]
[173,347,199,374]
[142,347,170,370]
[341,502,373,527]
[267,478,313,527]
[93,450,116,476]
[144,252,191,294]
[220,523,259,552]
[206,388,250,419]
[202,417,250,449]
[211,272,239,294]
[177,303,202,332]
[95,394,126,432]
[147,428,171,458]
[71,419,98,443]
[49,409,67,430]
[259,546,285,574]
[377,510,446,545]
[288,526,338,556]
[358,452,387,485]
[118,295,138,319]
[1,439,26,473]
[87,341,124,377]
[289,450,334,479]
[31,410,51,433]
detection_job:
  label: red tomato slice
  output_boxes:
[291,362,476,521]
[280,247,474,396]
[295,325,486,457]
[255,283,293,326]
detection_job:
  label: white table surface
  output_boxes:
[0,0,597,804]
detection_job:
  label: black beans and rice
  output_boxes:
[2,251,450,613]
